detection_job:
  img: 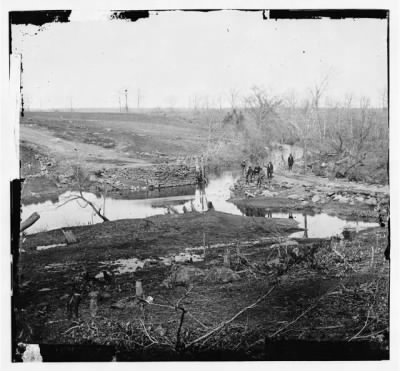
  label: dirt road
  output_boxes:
[274,171,389,195]
[21,125,153,173]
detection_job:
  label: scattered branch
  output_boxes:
[269,284,339,338]
[175,307,186,351]
[186,285,276,348]
[139,319,158,345]
[62,324,82,335]
[348,309,371,342]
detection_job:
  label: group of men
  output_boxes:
[241,153,295,187]
[241,160,274,187]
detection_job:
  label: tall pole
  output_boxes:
[137,88,141,109]
[125,89,129,113]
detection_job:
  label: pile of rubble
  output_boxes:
[231,177,388,211]
[92,164,198,191]
[23,154,55,178]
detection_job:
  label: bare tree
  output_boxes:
[57,166,109,222]
[299,99,312,174]
[329,96,376,178]
[308,75,329,141]
[227,88,240,110]
[284,90,298,110]
[215,94,224,111]
[244,86,282,129]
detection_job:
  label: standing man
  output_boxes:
[246,165,253,184]
[241,160,247,176]
[253,164,261,178]
[288,153,294,171]
[267,161,274,179]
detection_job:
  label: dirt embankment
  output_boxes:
[22,210,302,253]
[20,141,200,204]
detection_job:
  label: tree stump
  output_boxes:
[136,280,143,297]
[223,248,231,268]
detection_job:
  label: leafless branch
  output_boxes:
[348,309,372,342]
[139,319,157,345]
[186,285,276,348]
[269,284,339,338]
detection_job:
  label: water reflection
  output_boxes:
[22,170,378,238]
[303,213,309,238]
[22,171,241,234]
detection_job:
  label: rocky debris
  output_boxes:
[161,265,241,287]
[95,270,114,283]
[365,198,378,206]
[94,164,198,191]
[335,195,350,204]
[161,266,206,288]
[288,194,304,201]
[311,195,320,203]
[143,259,162,270]
[154,324,167,337]
[22,148,55,178]
[261,190,276,197]
[231,171,388,215]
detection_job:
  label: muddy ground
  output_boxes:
[15,111,390,361]
[17,212,389,360]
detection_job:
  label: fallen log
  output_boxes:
[21,212,40,232]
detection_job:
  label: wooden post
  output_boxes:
[88,292,98,318]
[236,242,240,256]
[136,280,143,297]
[223,248,231,268]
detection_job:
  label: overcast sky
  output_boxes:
[12,10,388,109]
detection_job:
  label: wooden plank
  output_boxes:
[21,212,40,232]
[62,229,78,244]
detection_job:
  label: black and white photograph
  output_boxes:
[1,1,398,368]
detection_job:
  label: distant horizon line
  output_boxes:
[23,105,388,113]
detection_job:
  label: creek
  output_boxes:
[22,170,377,237]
